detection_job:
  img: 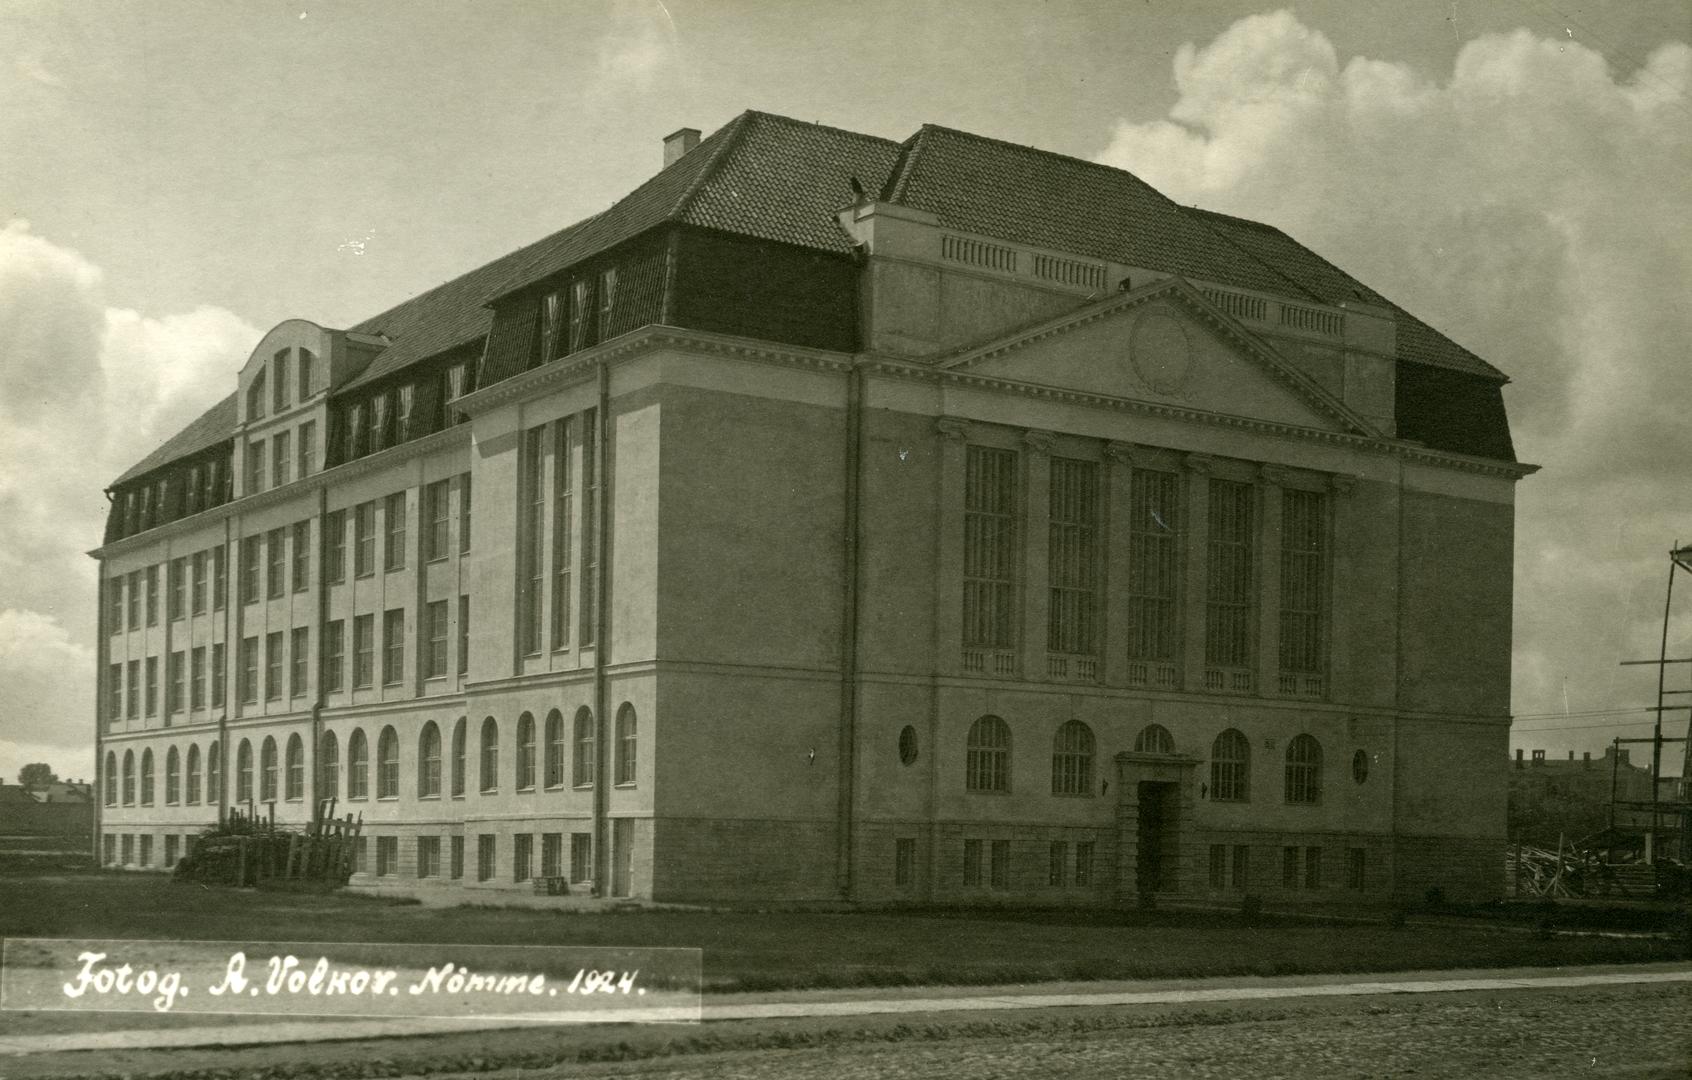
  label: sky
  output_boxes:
[2,0,1690,785]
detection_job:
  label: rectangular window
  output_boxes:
[104,834,116,865]
[190,646,206,710]
[370,393,389,452]
[273,349,289,412]
[539,290,562,364]
[127,570,141,628]
[167,651,184,713]
[298,350,313,400]
[273,429,290,488]
[213,546,226,611]
[126,659,139,718]
[239,637,258,704]
[292,520,310,592]
[396,385,415,442]
[1232,845,1250,890]
[459,473,472,554]
[240,536,260,605]
[290,627,308,697]
[1282,846,1300,888]
[353,615,374,688]
[324,619,345,693]
[165,834,180,867]
[1346,847,1366,890]
[989,839,1010,889]
[477,834,495,882]
[569,278,591,353]
[266,528,285,600]
[418,836,440,878]
[168,558,185,621]
[964,446,1018,651]
[212,643,226,707]
[450,835,464,880]
[1209,844,1227,888]
[376,836,397,877]
[569,832,592,883]
[382,608,405,686]
[423,479,451,561]
[597,268,617,340]
[520,425,546,655]
[513,834,533,882]
[895,838,916,888]
[108,579,124,634]
[108,663,122,721]
[1305,846,1323,889]
[354,502,375,577]
[121,834,134,865]
[1049,841,1069,887]
[541,833,563,878]
[424,600,448,680]
[144,656,157,716]
[383,492,406,571]
[264,631,283,701]
[457,595,470,676]
[1205,479,1256,673]
[353,837,368,874]
[146,565,159,625]
[139,835,153,868]
[1280,489,1327,679]
[247,439,265,495]
[191,552,207,614]
[1075,841,1094,886]
[551,417,573,650]
[963,839,982,886]
[298,420,316,478]
[1048,458,1099,659]
[580,409,597,646]
[325,509,346,583]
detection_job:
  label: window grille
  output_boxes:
[965,715,1010,792]
[1048,458,1099,662]
[570,833,592,883]
[1205,479,1255,680]
[1050,720,1094,795]
[1284,734,1323,804]
[963,446,1017,657]
[1127,469,1181,680]
[1210,728,1250,801]
[418,836,441,878]
[1279,489,1327,691]
[477,834,495,882]
[376,836,397,876]
[542,833,563,878]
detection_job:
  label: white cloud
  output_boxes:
[1096,12,1692,753]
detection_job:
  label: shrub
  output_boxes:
[1239,895,1263,925]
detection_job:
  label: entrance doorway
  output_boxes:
[1136,781,1179,896]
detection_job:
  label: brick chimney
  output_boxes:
[1514,748,1524,769]
[664,128,701,169]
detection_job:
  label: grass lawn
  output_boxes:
[0,871,1683,993]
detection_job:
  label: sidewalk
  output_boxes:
[2,962,1688,1057]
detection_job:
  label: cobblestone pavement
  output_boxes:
[505,984,1692,1080]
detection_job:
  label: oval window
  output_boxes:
[1352,749,1369,784]
[898,726,919,766]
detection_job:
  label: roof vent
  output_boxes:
[664,127,701,169]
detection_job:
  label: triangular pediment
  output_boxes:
[936,278,1377,437]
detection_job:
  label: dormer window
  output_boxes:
[569,279,591,353]
[246,439,266,495]
[247,368,267,421]
[297,350,314,401]
[272,350,290,413]
[347,403,366,460]
[539,291,562,364]
[597,268,617,340]
[397,385,415,442]
[370,393,389,452]
[186,467,201,514]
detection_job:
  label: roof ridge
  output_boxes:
[881,128,928,203]
[669,110,754,223]
[734,108,905,149]
[1176,206,1325,305]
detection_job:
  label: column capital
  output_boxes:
[935,416,971,443]
[1105,441,1137,466]
[1183,452,1216,475]
[1329,473,1358,495]
[1258,464,1293,487]
[1022,429,1056,455]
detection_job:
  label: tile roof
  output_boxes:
[112,110,1509,486]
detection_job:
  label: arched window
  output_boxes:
[104,751,117,806]
[1285,734,1323,804]
[572,707,595,788]
[516,712,536,791]
[285,734,304,801]
[260,736,278,802]
[479,717,499,793]
[1134,723,1174,755]
[207,740,221,804]
[236,740,253,803]
[186,744,201,805]
[165,746,181,805]
[966,715,1010,792]
[122,750,135,805]
[377,726,399,798]
[347,729,368,799]
[615,704,637,786]
[544,709,565,788]
[418,722,442,798]
[1210,729,1251,802]
[1050,720,1094,795]
[140,749,155,806]
[451,717,467,797]
[319,731,339,800]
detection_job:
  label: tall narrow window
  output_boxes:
[186,745,201,804]
[1205,479,1255,684]
[382,609,404,685]
[144,656,158,715]
[597,268,617,340]
[260,737,277,801]
[396,385,414,442]
[247,439,265,495]
[240,536,260,605]
[423,480,450,561]
[519,426,546,655]
[353,614,374,688]
[458,595,470,676]
[266,528,285,599]
[516,713,536,791]
[272,349,289,412]
[1050,720,1094,795]
[324,619,345,693]
[539,290,562,363]
[544,709,565,788]
[206,739,221,803]
[108,579,124,634]
[963,446,1017,664]
[146,565,159,625]
[104,751,117,805]
[1285,734,1323,804]
[325,509,347,583]
[264,632,283,701]
[298,419,316,478]
[285,734,304,801]
[347,403,365,460]
[479,717,499,793]
[290,626,308,697]
[297,349,314,401]
[165,747,180,804]
[614,704,637,786]
[354,502,375,577]
[579,409,598,647]
[459,473,472,554]
[168,557,185,620]
[383,492,406,571]
[347,729,368,799]
[370,393,389,452]
[236,742,254,803]
[191,551,207,614]
[272,429,290,488]
[377,726,399,798]
[320,731,339,799]
[212,546,226,610]
[127,570,141,627]
[965,715,1010,792]
[122,750,136,804]
[1279,489,1327,692]
[568,278,591,353]
[190,646,205,709]
[418,722,442,798]
[551,417,574,650]
[167,650,184,713]
[1210,728,1251,802]
[292,520,310,592]
[107,663,122,724]
[1047,458,1099,664]
[211,643,226,707]
[423,600,448,679]
[451,717,467,796]
[572,707,595,788]
[126,659,139,718]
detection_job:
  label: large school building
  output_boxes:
[91,110,1531,903]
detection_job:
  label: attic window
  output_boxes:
[540,291,563,364]
[247,368,267,421]
[272,350,290,413]
[298,350,315,400]
[597,269,617,340]
[569,279,591,353]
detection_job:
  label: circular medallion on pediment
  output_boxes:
[1130,311,1193,397]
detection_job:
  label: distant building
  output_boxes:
[27,780,93,804]
[92,111,1530,904]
